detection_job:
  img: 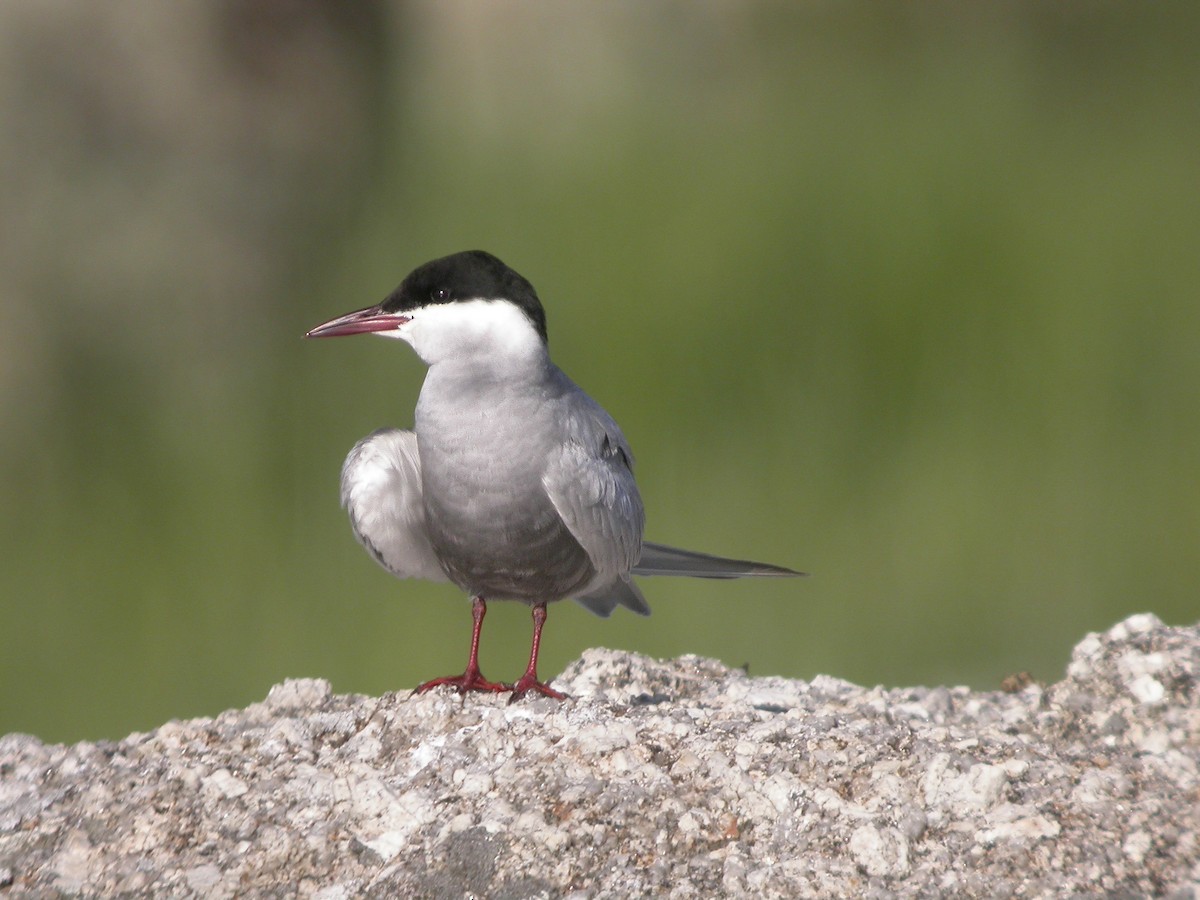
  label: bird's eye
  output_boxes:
[432,287,451,302]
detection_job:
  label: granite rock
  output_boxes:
[2,614,1199,897]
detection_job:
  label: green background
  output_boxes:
[3,3,1197,743]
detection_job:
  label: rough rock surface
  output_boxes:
[2,614,1199,898]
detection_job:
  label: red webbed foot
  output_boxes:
[507,673,567,702]
[413,668,510,695]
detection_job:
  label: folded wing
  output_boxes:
[542,398,648,616]
[340,428,449,583]
[633,541,804,579]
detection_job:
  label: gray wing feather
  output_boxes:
[633,541,804,578]
[542,401,646,610]
[340,428,449,582]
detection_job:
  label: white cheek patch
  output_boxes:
[405,299,544,363]
[369,325,411,341]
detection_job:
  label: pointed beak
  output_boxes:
[305,305,411,338]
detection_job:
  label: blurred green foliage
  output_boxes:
[2,4,1198,742]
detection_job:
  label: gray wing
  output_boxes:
[541,399,647,615]
[340,428,449,583]
[633,542,803,578]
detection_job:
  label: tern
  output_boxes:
[306,250,802,700]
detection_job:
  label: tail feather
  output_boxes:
[574,574,651,617]
[632,541,804,579]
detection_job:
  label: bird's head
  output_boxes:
[306,250,549,367]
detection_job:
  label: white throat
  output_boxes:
[379,298,548,372]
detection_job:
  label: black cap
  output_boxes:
[381,251,548,343]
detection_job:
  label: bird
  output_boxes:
[306,250,802,700]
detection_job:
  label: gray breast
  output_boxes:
[424,490,597,602]
[415,367,597,603]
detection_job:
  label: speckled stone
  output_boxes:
[2,615,1199,897]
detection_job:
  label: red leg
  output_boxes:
[414,596,509,694]
[509,602,567,701]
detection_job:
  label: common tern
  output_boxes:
[306,250,801,700]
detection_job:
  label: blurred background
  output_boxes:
[2,2,1197,743]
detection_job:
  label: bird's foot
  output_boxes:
[413,667,510,695]
[507,672,567,703]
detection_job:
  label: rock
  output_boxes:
[2,615,1199,896]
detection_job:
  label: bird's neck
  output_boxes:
[423,345,554,393]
